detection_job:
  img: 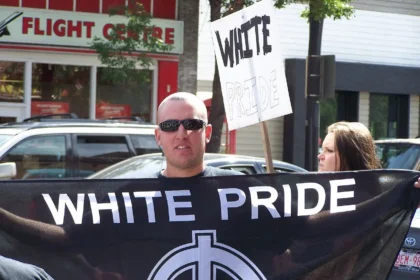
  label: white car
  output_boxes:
[0,114,160,179]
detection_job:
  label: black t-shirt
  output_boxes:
[154,166,244,178]
[0,255,54,280]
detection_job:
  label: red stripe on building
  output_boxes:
[49,0,73,11]
[138,0,151,14]
[22,0,46,8]
[102,0,125,14]
[76,0,100,13]
[157,61,178,105]
[0,45,180,61]
[153,0,176,19]
[0,0,19,7]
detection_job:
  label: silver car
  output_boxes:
[375,139,420,171]
[87,153,307,179]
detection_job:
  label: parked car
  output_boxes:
[87,152,307,179]
[375,139,420,279]
[389,212,420,280]
[375,139,420,171]
[0,114,160,179]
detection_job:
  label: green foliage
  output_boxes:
[90,0,173,84]
[274,0,354,21]
[221,0,254,16]
[220,0,354,22]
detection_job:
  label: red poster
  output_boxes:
[96,104,131,119]
[31,101,69,115]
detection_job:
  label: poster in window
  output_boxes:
[31,101,69,116]
[96,103,131,119]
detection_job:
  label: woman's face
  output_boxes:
[318,132,340,172]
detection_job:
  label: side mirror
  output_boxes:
[0,162,16,179]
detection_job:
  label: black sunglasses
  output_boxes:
[159,119,207,132]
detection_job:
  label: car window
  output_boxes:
[261,165,300,173]
[218,165,257,175]
[130,135,160,155]
[88,156,165,179]
[376,143,420,170]
[1,135,67,179]
[0,135,12,147]
[75,135,131,176]
[274,167,295,173]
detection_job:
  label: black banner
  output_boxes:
[0,170,419,280]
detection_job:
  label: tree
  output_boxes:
[90,0,172,84]
[206,0,253,153]
[206,0,355,155]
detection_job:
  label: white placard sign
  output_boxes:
[211,0,292,130]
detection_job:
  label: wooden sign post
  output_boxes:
[260,121,274,173]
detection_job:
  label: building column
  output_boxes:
[24,61,32,119]
[409,94,420,138]
[358,91,369,128]
[177,0,199,94]
[89,66,97,119]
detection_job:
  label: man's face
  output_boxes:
[155,100,212,174]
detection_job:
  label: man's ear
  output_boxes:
[155,127,161,146]
[205,124,212,143]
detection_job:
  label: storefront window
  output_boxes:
[319,94,337,141]
[31,64,90,118]
[369,94,388,139]
[319,91,359,143]
[369,93,409,140]
[96,68,153,122]
[0,61,24,103]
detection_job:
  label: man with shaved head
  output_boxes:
[0,92,242,280]
[154,92,241,178]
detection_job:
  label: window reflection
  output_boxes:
[369,93,409,140]
[31,64,90,118]
[96,68,152,122]
[0,61,24,103]
[0,135,67,179]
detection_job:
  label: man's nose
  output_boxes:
[176,125,189,138]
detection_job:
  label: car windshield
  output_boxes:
[376,143,420,170]
[0,135,12,147]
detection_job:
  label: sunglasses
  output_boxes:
[159,118,207,132]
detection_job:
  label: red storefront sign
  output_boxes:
[0,9,183,54]
[96,104,131,119]
[31,101,69,115]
